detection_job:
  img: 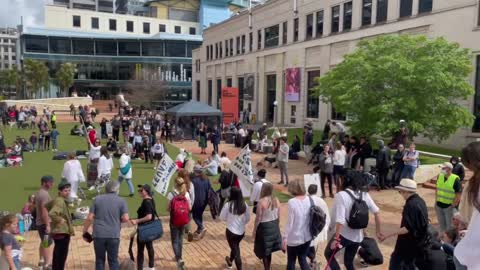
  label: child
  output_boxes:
[38,132,45,152]
[0,214,22,270]
[50,128,60,152]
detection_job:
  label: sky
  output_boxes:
[0,0,48,28]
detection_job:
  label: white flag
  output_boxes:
[152,154,177,196]
[230,145,254,197]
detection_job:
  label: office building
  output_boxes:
[192,0,480,148]
[0,28,18,70]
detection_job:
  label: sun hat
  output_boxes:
[395,178,417,192]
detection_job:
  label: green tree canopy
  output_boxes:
[314,34,475,142]
[24,59,49,98]
[0,67,22,94]
[55,62,76,97]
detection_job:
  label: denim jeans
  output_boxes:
[287,241,311,270]
[117,176,134,195]
[52,138,57,149]
[192,205,206,232]
[435,205,454,233]
[93,238,120,270]
[324,235,361,270]
[170,223,186,261]
[389,251,416,270]
[401,165,416,180]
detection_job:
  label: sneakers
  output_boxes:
[225,256,232,269]
[177,259,185,270]
[88,185,96,191]
[198,229,207,240]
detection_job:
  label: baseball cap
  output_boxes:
[58,178,71,190]
[41,175,55,184]
[137,184,153,195]
[441,162,453,170]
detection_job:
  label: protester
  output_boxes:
[29,131,37,152]
[376,140,391,189]
[333,142,346,192]
[191,165,211,240]
[435,162,461,233]
[203,154,219,176]
[220,187,250,270]
[303,126,313,160]
[319,144,334,198]
[152,138,165,169]
[61,152,85,202]
[392,144,405,187]
[454,142,480,269]
[250,169,269,214]
[401,143,419,179]
[253,182,282,270]
[93,146,114,192]
[283,179,312,270]
[219,151,232,170]
[450,156,465,182]
[322,120,331,141]
[43,127,51,151]
[327,133,337,152]
[36,175,55,269]
[277,137,289,186]
[87,139,102,188]
[211,126,221,154]
[380,178,429,269]
[118,146,134,197]
[83,181,129,270]
[218,164,234,210]
[0,214,22,270]
[198,123,207,154]
[332,121,346,142]
[49,179,74,270]
[142,136,151,163]
[307,184,331,269]
[130,184,156,270]
[324,170,383,270]
[177,169,195,242]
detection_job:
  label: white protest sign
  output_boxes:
[106,123,113,137]
[304,174,322,197]
[152,154,177,196]
[230,145,254,197]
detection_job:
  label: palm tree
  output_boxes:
[24,59,49,99]
[55,62,76,97]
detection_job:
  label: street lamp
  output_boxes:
[273,100,278,127]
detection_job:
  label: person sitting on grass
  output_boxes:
[203,155,219,176]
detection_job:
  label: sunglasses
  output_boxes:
[138,189,143,192]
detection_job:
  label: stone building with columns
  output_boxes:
[192,0,480,148]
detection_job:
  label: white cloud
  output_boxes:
[0,0,48,28]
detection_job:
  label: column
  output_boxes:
[352,0,363,29]
[372,0,378,24]
[412,0,420,16]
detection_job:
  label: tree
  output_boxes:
[24,59,49,99]
[0,67,22,96]
[314,35,475,142]
[55,62,76,97]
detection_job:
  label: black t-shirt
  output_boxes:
[436,177,461,208]
[137,198,155,220]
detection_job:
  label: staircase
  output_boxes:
[92,100,117,119]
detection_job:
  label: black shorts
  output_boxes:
[37,224,53,247]
[154,153,163,160]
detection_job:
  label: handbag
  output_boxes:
[137,200,163,243]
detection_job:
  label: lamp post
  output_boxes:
[273,100,278,127]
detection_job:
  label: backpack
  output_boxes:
[345,190,369,229]
[308,196,327,238]
[208,188,220,220]
[169,194,190,227]
[358,237,384,265]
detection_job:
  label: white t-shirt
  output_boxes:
[119,154,132,179]
[455,193,480,269]
[250,179,269,204]
[152,143,164,154]
[330,189,379,243]
[89,144,101,160]
[310,196,331,247]
[334,149,347,166]
[283,197,312,246]
[219,202,251,235]
[97,155,114,176]
[238,128,246,137]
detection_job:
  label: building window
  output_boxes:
[293,18,299,42]
[306,13,314,40]
[174,26,181,33]
[225,40,229,57]
[282,21,288,44]
[210,45,213,60]
[362,0,372,26]
[143,22,150,34]
[206,45,210,60]
[377,0,388,23]
[215,43,218,59]
[73,15,81,27]
[331,6,340,33]
[307,70,320,118]
[95,40,117,56]
[219,42,223,58]
[236,36,241,55]
[265,25,279,48]
[195,59,201,72]
[316,10,324,37]
[418,0,433,13]
[109,19,116,31]
[400,0,413,18]
[332,106,346,121]
[189,27,196,35]
[196,81,201,101]
[227,78,232,87]
[474,55,480,131]
[126,21,134,32]
[344,2,353,30]
[159,24,166,32]
[230,38,233,55]
[50,37,71,54]
[208,80,213,106]
[257,30,262,50]
[249,32,253,52]
[217,79,222,109]
[91,17,99,29]
[290,105,296,124]
[241,35,246,54]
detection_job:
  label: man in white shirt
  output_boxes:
[203,158,219,176]
[325,170,383,270]
[61,152,85,202]
[249,169,269,214]
[277,137,289,186]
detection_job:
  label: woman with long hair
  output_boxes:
[178,169,195,241]
[220,187,251,270]
[253,182,282,270]
[94,146,114,192]
[455,142,480,269]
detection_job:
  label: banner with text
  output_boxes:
[152,154,177,196]
[230,145,254,197]
[221,87,239,125]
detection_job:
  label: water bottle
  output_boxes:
[42,235,50,248]
[16,214,25,235]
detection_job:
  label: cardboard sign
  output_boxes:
[221,87,239,125]
[304,174,322,197]
[106,123,112,136]
[152,154,177,196]
[230,145,254,197]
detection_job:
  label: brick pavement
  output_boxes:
[19,140,445,270]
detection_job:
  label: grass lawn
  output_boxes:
[0,122,290,217]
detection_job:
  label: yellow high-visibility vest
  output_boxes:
[436,173,459,205]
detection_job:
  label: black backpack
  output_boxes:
[309,196,327,238]
[345,190,369,229]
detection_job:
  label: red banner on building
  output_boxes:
[222,87,239,125]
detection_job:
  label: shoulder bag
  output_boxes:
[137,199,163,243]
